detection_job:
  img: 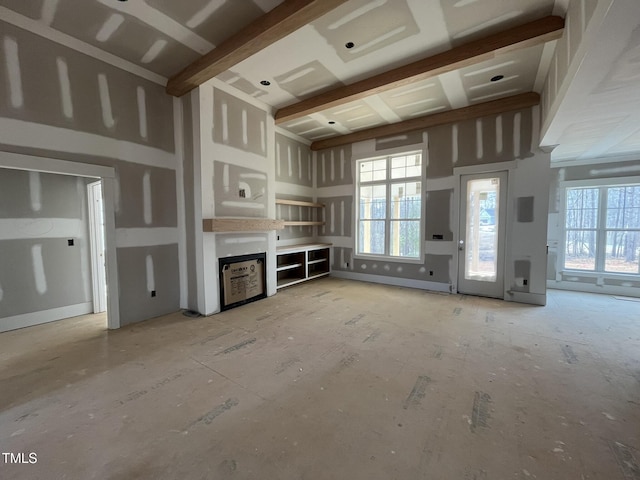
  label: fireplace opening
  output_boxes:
[219,253,267,311]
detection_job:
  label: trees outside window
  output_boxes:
[357,152,423,260]
[564,184,640,274]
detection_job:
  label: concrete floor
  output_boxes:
[1,278,639,480]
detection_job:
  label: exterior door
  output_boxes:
[457,171,508,298]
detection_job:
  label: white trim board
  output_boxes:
[0,218,86,240]
[116,227,179,248]
[330,271,452,294]
[0,7,167,86]
[0,151,114,178]
[0,302,93,333]
[0,118,176,170]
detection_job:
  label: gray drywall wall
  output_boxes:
[212,87,267,156]
[0,23,182,327]
[216,233,268,259]
[275,133,312,186]
[317,106,550,304]
[115,162,177,228]
[317,196,353,238]
[316,145,353,187]
[425,189,454,241]
[213,161,268,217]
[0,21,174,152]
[0,170,91,321]
[116,244,180,326]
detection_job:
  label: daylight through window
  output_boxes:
[357,152,423,259]
[565,184,640,274]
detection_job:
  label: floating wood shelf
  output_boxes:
[203,218,284,232]
[276,199,325,208]
[282,221,325,227]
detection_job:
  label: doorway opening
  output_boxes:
[0,152,120,329]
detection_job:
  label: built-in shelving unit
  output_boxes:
[276,243,331,289]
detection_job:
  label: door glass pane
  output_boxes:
[564,229,597,270]
[465,178,499,282]
[605,230,640,273]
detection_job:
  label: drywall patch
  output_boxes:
[275,133,312,186]
[318,196,353,237]
[31,243,47,294]
[274,60,342,99]
[28,171,42,212]
[56,57,73,119]
[375,130,423,150]
[213,161,267,218]
[3,35,23,109]
[218,70,267,99]
[215,233,267,259]
[314,0,420,62]
[115,162,177,228]
[316,145,353,187]
[0,22,175,152]
[213,87,267,156]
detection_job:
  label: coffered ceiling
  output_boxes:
[1,0,639,163]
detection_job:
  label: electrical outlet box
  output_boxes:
[239,189,246,198]
[429,270,434,276]
[151,290,156,297]
[67,239,74,246]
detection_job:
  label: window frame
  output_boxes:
[354,147,425,264]
[560,176,640,276]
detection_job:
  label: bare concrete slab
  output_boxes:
[1,278,639,479]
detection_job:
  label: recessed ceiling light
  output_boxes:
[328,121,336,124]
[345,42,355,49]
[490,75,504,82]
[260,80,270,86]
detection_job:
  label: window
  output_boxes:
[356,151,423,260]
[564,184,640,274]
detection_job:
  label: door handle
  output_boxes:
[458,240,465,251]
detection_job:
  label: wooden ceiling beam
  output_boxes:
[276,16,563,125]
[309,92,540,151]
[166,0,350,97]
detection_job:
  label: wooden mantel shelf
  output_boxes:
[203,218,285,232]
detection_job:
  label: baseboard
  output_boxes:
[0,302,94,333]
[547,280,640,298]
[330,270,452,294]
[505,291,546,306]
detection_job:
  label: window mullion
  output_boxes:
[596,187,607,272]
[385,160,391,256]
